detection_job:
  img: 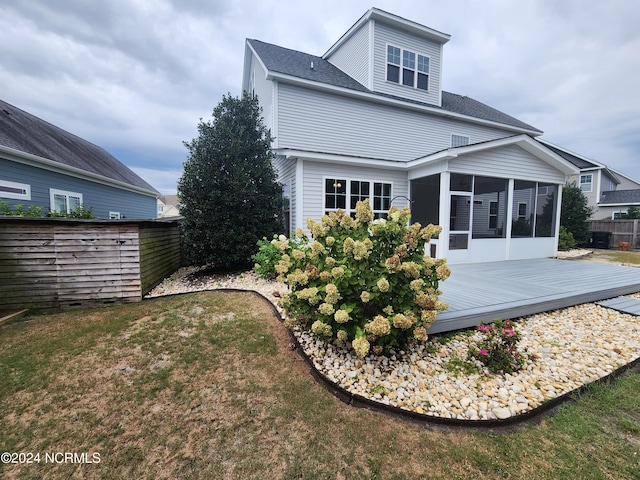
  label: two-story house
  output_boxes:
[540,139,640,219]
[242,8,578,263]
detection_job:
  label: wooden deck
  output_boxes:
[430,258,640,333]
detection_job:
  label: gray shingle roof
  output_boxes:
[600,190,640,205]
[248,39,541,134]
[0,99,158,193]
[540,142,598,169]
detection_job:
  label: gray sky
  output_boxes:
[2,0,639,194]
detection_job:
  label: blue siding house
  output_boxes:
[0,99,159,219]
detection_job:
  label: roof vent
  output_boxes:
[310,61,314,70]
[2,109,10,115]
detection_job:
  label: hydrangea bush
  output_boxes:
[271,200,450,358]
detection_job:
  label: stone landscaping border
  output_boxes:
[243,289,640,430]
[146,278,640,430]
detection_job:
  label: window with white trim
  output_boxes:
[50,188,82,214]
[387,45,429,91]
[0,179,31,200]
[324,178,392,219]
[580,174,593,192]
[451,134,470,147]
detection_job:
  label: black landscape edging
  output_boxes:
[149,288,640,430]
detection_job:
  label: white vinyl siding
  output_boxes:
[324,22,371,88]
[449,144,567,184]
[248,52,274,135]
[373,23,442,105]
[273,155,297,235]
[301,160,408,228]
[277,84,512,161]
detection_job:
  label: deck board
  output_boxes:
[430,258,640,333]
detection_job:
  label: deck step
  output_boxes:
[597,296,640,315]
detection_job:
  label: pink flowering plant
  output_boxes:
[266,200,450,359]
[467,319,534,374]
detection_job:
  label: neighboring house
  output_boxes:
[539,139,640,219]
[157,195,181,217]
[242,8,578,264]
[0,99,159,219]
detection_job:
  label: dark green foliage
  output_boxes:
[619,206,640,219]
[252,235,286,280]
[560,182,593,246]
[558,226,577,250]
[47,205,95,219]
[178,92,283,269]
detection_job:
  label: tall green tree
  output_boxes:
[560,182,593,246]
[178,92,283,269]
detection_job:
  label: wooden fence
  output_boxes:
[589,219,639,248]
[0,217,182,311]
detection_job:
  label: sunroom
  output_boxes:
[408,135,579,264]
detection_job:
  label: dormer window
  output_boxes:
[387,45,429,91]
[402,50,415,86]
[387,46,401,83]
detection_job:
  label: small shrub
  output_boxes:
[0,201,42,217]
[269,200,450,359]
[558,226,576,251]
[467,319,534,374]
[47,205,96,219]
[252,235,288,280]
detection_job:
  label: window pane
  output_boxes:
[387,45,400,64]
[403,50,415,68]
[472,176,508,239]
[336,195,346,209]
[449,233,468,250]
[402,69,414,86]
[69,196,81,211]
[418,55,429,73]
[450,195,470,231]
[387,64,399,83]
[512,180,536,238]
[535,183,557,237]
[450,173,472,192]
[417,73,428,91]
[54,194,67,212]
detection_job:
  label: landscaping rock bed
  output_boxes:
[146,266,640,422]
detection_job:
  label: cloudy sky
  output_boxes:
[2,0,639,194]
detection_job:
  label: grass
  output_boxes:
[589,248,640,265]
[1,290,639,479]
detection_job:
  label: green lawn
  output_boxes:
[1,291,639,479]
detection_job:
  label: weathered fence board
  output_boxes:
[589,219,639,248]
[0,217,182,311]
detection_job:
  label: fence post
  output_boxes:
[634,219,638,249]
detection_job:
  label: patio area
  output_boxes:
[430,258,640,333]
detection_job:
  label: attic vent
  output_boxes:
[310,61,314,70]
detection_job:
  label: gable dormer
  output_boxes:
[323,8,450,107]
